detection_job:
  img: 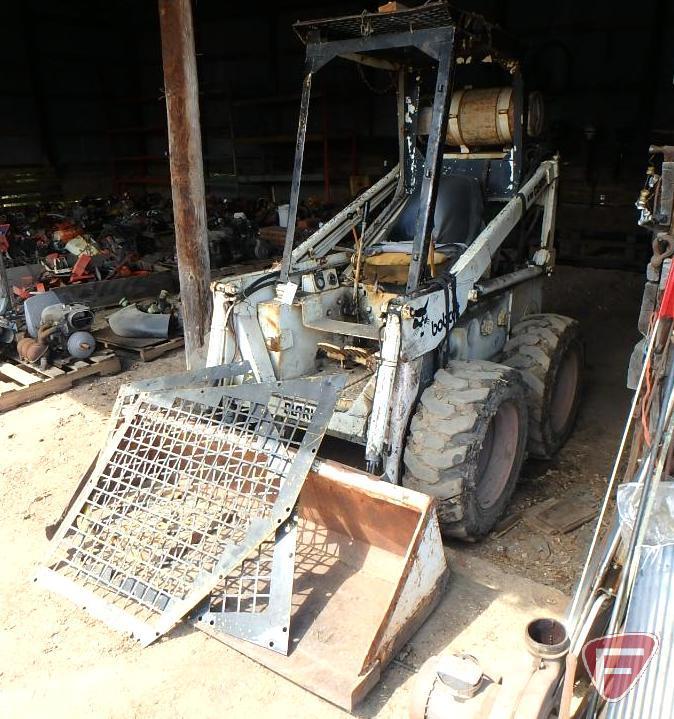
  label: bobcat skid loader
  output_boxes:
[37,3,582,713]
[208,2,583,539]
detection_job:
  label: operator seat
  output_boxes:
[390,174,484,247]
[363,174,484,284]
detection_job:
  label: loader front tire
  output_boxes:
[403,360,528,540]
[502,314,582,460]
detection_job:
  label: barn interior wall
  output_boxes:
[2,0,672,251]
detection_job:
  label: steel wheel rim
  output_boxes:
[475,400,519,509]
[550,348,580,435]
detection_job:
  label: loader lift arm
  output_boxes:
[366,157,559,474]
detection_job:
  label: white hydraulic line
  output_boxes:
[290,165,399,265]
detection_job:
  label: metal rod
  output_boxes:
[158,0,211,369]
[322,94,330,203]
[566,321,660,627]
[279,70,313,283]
[290,165,399,265]
[606,352,674,635]
[473,266,544,298]
[567,518,620,646]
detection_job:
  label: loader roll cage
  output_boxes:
[279,1,521,294]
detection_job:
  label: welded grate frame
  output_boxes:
[45,365,251,543]
[294,2,453,42]
[192,514,297,655]
[37,375,342,646]
[107,362,251,437]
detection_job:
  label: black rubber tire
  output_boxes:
[402,360,528,540]
[502,314,583,460]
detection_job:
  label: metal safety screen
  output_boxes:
[106,362,250,438]
[37,374,341,646]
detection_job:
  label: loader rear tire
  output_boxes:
[502,314,583,460]
[402,360,528,540]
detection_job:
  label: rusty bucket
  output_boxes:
[201,458,449,711]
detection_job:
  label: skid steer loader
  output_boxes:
[207,2,583,540]
[37,4,582,711]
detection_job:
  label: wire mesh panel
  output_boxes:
[45,366,252,543]
[192,515,297,655]
[37,375,342,646]
[294,2,452,42]
[107,362,251,437]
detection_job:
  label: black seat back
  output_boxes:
[389,175,484,247]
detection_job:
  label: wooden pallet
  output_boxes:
[94,328,184,362]
[0,352,121,413]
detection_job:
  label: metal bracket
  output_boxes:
[192,514,298,654]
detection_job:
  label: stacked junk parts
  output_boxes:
[34,4,671,718]
[0,196,181,368]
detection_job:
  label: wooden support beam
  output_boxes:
[158,0,211,369]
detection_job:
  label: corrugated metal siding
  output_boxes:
[606,544,674,718]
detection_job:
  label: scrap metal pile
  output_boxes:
[0,194,172,293]
[0,191,305,367]
[0,191,300,297]
[0,194,176,363]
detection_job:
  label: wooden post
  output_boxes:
[158,0,211,369]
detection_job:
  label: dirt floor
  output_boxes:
[0,265,643,717]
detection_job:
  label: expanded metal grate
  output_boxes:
[192,515,297,654]
[37,375,341,646]
[294,2,453,43]
[107,362,250,438]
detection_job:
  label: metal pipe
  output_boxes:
[566,517,620,643]
[472,266,544,298]
[566,322,660,628]
[321,93,330,203]
[559,594,612,719]
[607,358,674,635]
[158,0,211,369]
[290,165,399,265]
[279,69,313,283]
